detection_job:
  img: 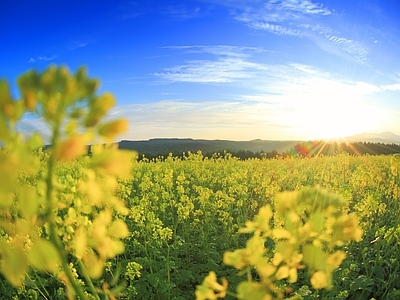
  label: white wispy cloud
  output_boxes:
[271,0,331,15]
[249,22,302,36]
[110,84,398,141]
[154,45,269,83]
[147,45,400,139]
[234,0,331,31]
[153,45,372,92]
[155,57,267,83]
[67,40,93,51]
[326,35,369,62]
[18,92,399,142]
[28,55,58,63]
[227,0,370,63]
[234,0,330,22]
[109,100,303,141]
[162,45,264,57]
[19,65,400,142]
[381,83,400,91]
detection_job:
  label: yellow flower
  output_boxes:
[55,136,88,161]
[331,214,363,245]
[310,271,329,289]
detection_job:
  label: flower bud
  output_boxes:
[98,119,128,139]
[55,136,88,161]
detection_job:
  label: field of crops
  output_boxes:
[120,152,400,299]
[106,153,400,299]
[2,150,400,299]
[1,66,400,299]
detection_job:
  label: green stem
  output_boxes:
[47,183,88,300]
[166,244,171,300]
[78,259,101,300]
[30,271,50,299]
[246,266,252,282]
[45,120,88,300]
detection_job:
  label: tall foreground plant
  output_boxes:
[0,66,133,299]
[196,187,363,299]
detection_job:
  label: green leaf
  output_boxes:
[350,275,374,292]
[0,241,28,286]
[303,245,326,272]
[18,186,38,219]
[28,238,60,272]
[309,212,325,233]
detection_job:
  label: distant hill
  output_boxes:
[117,132,400,158]
[118,138,301,156]
[345,131,400,144]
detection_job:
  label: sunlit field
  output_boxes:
[3,149,400,299]
[1,67,400,300]
[3,0,400,298]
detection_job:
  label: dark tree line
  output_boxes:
[132,141,400,161]
[285,141,400,157]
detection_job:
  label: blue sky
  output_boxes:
[2,0,400,141]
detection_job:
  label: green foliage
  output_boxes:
[0,66,133,299]
[196,187,363,299]
[119,153,400,299]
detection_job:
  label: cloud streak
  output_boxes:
[109,90,397,141]
[228,0,370,63]
[154,45,269,83]
[248,22,302,36]
[234,0,331,30]
[19,93,399,142]
[153,45,384,96]
[271,0,331,15]
[109,100,305,141]
[67,40,93,51]
[162,45,264,57]
[155,57,267,83]
[19,62,400,142]
[28,55,58,63]
[146,44,400,139]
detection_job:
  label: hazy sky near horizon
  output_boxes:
[2,0,400,141]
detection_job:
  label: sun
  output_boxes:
[313,110,364,140]
[274,76,388,141]
[284,75,392,140]
[299,99,376,141]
